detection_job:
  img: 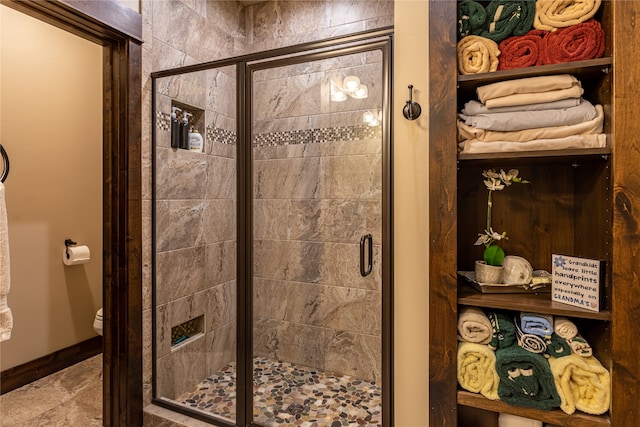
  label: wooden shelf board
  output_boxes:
[458,391,610,427]
[458,147,611,163]
[458,286,611,320]
[457,58,613,85]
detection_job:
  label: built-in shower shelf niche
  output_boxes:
[171,315,204,349]
[171,100,204,151]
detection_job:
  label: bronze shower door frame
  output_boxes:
[151,29,393,427]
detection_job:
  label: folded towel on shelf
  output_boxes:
[457,35,500,75]
[548,354,610,415]
[568,334,593,357]
[521,312,554,337]
[476,74,580,103]
[498,29,547,70]
[457,104,603,142]
[484,85,584,109]
[546,333,572,358]
[534,0,602,31]
[457,341,501,400]
[0,182,12,342]
[496,344,561,410]
[459,133,607,154]
[458,0,487,39]
[459,98,598,131]
[488,311,517,350]
[480,0,536,43]
[461,97,580,115]
[554,316,578,340]
[458,306,493,344]
[541,19,605,65]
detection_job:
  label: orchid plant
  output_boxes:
[475,168,529,266]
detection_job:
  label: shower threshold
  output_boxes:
[176,356,382,426]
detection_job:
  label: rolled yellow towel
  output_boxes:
[548,354,610,415]
[534,0,602,31]
[457,35,500,75]
[457,341,500,400]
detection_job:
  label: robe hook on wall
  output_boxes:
[402,84,421,121]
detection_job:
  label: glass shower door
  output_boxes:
[251,49,385,426]
[153,65,238,426]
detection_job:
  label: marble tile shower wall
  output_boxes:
[252,136,383,384]
[253,52,383,135]
[154,67,238,400]
[141,0,393,408]
[245,0,394,54]
[250,51,384,383]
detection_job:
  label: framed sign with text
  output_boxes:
[551,254,605,312]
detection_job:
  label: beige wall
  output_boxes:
[0,5,103,370]
[393,1,430,425]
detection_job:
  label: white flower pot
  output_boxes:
[474,260,504,284]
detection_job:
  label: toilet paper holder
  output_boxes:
[64,239,77,259]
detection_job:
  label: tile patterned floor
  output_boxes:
[177,357,382,426]
[0,355,102,427]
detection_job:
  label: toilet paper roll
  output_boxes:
[63,245,91,266]
[499,413,542,427]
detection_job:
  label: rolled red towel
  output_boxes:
[541,19,605,65]
[498,29,548,70]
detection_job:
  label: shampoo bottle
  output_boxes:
[170,106,181,149]
[188,127,204,153]
[179,112,192,150]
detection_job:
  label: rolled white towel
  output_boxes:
[554,316,578,340]
[568,334,592,357]
[458,306,493,344]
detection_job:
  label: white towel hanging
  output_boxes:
[0,182,13,342]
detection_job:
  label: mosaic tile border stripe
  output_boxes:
[156,111,382,148]
[156,111,171,131]
[253,125,382,148]
[206,124,236,146]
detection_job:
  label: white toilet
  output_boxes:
[93,308,103,336]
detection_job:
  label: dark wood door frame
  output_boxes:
[2,1,143,425]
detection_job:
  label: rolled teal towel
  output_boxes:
[546,332,572,358]
[458,0,487,39]
[488,312,516,350]
[521,312,553,337]
[496,344,561,410]
[480,0,536,43]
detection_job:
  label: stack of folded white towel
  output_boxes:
[458,74,606,154]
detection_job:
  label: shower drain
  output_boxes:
[285,403,305,415]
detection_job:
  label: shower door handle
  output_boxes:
[360,234,373,277]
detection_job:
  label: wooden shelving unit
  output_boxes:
[428,1,640,426]
[457,286,611,321]
[458,391,610,427]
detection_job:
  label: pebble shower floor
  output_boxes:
[176,356,382,426]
